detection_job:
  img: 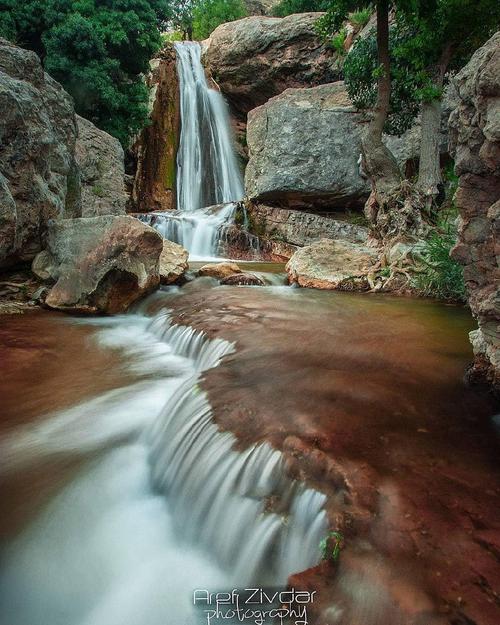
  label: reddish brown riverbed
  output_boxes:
[1,288,499,625]
[165,285,500,625]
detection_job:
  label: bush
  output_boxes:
[413,220,465,302]
[272,0,330,17]
[330,27,347,54]
[349,8,371,27]
[192,0,247,39]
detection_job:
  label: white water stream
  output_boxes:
[142,42,244,260]
[0,302,327,625]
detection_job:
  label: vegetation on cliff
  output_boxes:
[166,0,248,39]
[0,0,170,147]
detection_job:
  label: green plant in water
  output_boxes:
[320,531,344,562]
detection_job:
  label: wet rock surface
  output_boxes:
[167,286,500,625]
[449,32,500,392]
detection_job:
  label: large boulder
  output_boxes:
[245,82,370,209]
[0,38,80,267]
[204,13,340,117]
[449,32,500,391]
[286,238,378,290]
[35,216,163,314]
[75,115,127,216]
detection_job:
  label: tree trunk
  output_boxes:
[361,0,402,231]
[417,97,443,203]
[416,44,453,207]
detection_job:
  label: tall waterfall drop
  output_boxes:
[140,42,244,259]
[175,42,243,212]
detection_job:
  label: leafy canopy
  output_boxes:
[192,0,248,39]
[0,0,170,146]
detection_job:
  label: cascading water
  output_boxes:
[0,299,327,625]
[141,41,244,260]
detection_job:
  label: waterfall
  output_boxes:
[175,42,243,212]
[140,42,244,260]
[0,304,327,625]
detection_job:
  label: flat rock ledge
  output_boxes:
[286,238,379,290]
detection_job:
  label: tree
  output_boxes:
[192,0,248,39]
[0,0,170,146]
[272,0,330,17]
[319,1,407,234]
[396,0,500,206]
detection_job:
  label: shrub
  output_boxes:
[349,8,371,27]
[413,220,465,302]
[330,27,347,54]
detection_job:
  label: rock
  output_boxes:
[245,83,370,209]
[199,262,242,279]
[31,250,56,282]
[204,13,340,117]
[286,238,378,290]
[40,216,163,314]
[247,203,369,246]
[159,239,188,284]
[449,32,500,392]
[75,115,127,217]
[221,272,265,286]
[244,0,277,15]
[132,46,179,212]
[0,38,80,267]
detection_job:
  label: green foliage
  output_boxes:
[413,216,465,302]
[320,531,344,562]
[272,0,330,17]
[192,0,247,39]
[343,30,422,135]
[330,27,347,55]
[0,0,170,147]
[349,7,371,26]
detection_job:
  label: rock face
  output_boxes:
[159,239,188,284]
[248,203,369,246]
[244,0,277,15]
[75,115,127,217]
[286,238,378,290]
[0,38,80,267]
[132,46,179,212]
[246,83,370,209]
[204,14,340,117]
[449,32,500,391]
[36,216,163,314]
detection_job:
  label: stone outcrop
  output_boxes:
[159,239,188,284]
[0,38,80,267]
[286,238,378,290]
[75,116,127,217]
[449,32,500,391]
[248,203,369,246]
[245,83,370,209]
[204,13,340,118]
[34,216,163,314]
[132,46,179,212]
